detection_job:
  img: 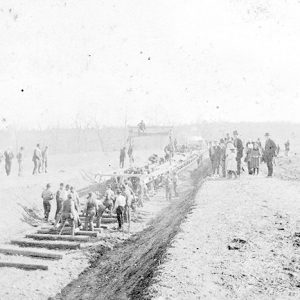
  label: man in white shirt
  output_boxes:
[114,189,126,230]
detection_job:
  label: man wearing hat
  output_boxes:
[263,133,277,177]
[219,139,227,177]
[233,130,244,176]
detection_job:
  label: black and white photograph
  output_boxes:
[1,0,300,299]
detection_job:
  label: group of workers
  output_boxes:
[0,144,48,177]
[41,175,155,234]
[209,130,281,178]
[41,146,182,235]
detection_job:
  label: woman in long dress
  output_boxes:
[226,142,237,179]
[250,143,261,175]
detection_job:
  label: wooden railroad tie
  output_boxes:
[0,246,63,260]
[37,229,99,238]
[79,217,116,224]
[25,234,90,242]
[0,261,48,271]
[11,239,81,250]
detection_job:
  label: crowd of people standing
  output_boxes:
[208,131,280,178]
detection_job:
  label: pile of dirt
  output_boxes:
[53,160,210,300]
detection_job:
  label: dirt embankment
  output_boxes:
[53,160,210,300]
[147,164,300,299]
[276,154,300,181]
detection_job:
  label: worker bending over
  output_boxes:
[59,194,76,236]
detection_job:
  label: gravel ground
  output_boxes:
[148,172,300,299]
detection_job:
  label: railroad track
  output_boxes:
[0,150,206,272]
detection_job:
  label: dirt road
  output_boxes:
[148,173,300,299]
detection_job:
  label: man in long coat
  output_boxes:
[263,133,277,177]
[233,130,244,176]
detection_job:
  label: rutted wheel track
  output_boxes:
[53,160,210,300]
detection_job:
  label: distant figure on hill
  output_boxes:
[4,148,14,176]
[32,144,42,175]
[137,120,146,134]
[172,172,179,197]
[284,140,290,157]
[174,138,178,152]
[119,147,126,168]
[263,133,277,177]
[42,146,49,173]
[233,130,244,176]
[16,146,24,176]
[128,144,134,166]
[164,172,172,201]
[164,144,172,162]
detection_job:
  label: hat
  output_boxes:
[233,130,238,136]
[265,133,270,137]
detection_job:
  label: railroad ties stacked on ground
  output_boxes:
[0,150,203,272]
[0,212,117,271]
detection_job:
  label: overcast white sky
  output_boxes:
[0,0,300,129]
